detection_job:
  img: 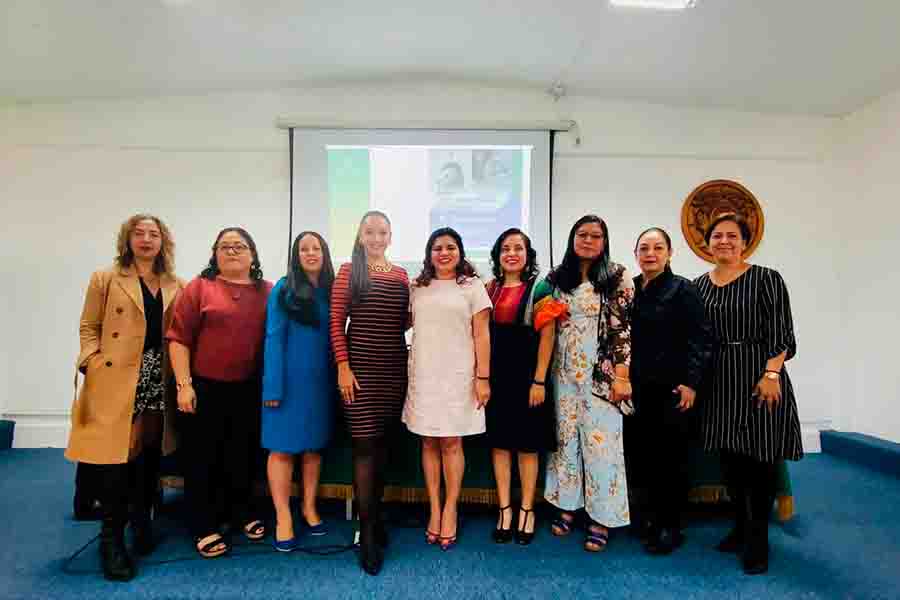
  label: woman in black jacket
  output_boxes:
[629,227,711,555]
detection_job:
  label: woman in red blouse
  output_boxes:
[167,227,273,558]
[485,228,556,546]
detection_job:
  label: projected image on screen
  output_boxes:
[327,145,532,263]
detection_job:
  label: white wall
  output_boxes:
[834,89,900,442]
[1,82,842,447]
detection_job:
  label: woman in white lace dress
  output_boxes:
[404,227,492,551]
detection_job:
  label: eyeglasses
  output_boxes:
[216,243,249,254]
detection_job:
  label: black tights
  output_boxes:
[721,451,776,535]
[96,446,161,525]
[352,436,387,537]
[129,447,161,522]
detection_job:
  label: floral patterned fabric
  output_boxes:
[536,266,635,527]
[132,347,165,417]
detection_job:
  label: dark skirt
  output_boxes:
[485,321,556,453]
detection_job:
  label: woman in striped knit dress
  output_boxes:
[694,212,802,576]
[330,211,409,576]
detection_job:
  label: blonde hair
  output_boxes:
[115,214,175,276]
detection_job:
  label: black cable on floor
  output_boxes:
[62,533,102,575]
[61,533,357,576]
[61,508,445,576]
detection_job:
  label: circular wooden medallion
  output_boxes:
[680,179,764,263]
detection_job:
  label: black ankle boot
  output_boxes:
[100,518,135,582]
[716,527,743,553]
[742,520,769,575]
[646,527,684,555]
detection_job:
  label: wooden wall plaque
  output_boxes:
[681,179,765,263]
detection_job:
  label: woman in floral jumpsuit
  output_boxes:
[534,215,635,552]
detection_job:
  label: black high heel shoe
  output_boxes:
[492,505,513,544]
[515,507,536,546]
[358,526,384,576]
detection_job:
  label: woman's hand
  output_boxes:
[529,383,546,408]
[338,362,361,405]
[475,379,491,409]
[754,375,781,412]
[672,384,696,412]
[177,385,196,414]
[611,378,632,405]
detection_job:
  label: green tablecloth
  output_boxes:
[162,423,795,521]
[296,425,793,520]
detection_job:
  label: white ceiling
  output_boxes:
[3,0,900,115]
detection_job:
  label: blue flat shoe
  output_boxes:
[273,536,298,552]
[307,521,328,537]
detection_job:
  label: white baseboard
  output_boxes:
[3,413,70,448]
[2,413,828,453]
[802,420,829,453]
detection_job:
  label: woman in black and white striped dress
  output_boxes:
[694,213,802,576]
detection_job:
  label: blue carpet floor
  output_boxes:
[1,449,898,599]
[820,430,900,479]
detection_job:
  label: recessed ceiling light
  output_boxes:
[610,0,696,10]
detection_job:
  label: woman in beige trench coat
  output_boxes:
[66,214,183,582]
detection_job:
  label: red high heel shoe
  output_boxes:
[425,529,440,545]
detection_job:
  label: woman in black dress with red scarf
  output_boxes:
[485,228,556,546]
[694,213,802,575]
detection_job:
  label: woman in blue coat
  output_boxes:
[263,231,336,551]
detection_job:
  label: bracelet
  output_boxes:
[476,376,490,381]
[176,377,192,391]
[765,369,781,375]
[533,379,545,386]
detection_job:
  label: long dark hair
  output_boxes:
[414,227,478,287]
[200,227,264,287]
[350,210,391,305]
[490,227,539,282]
[279,231,335,326]
[547,215,620,295]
